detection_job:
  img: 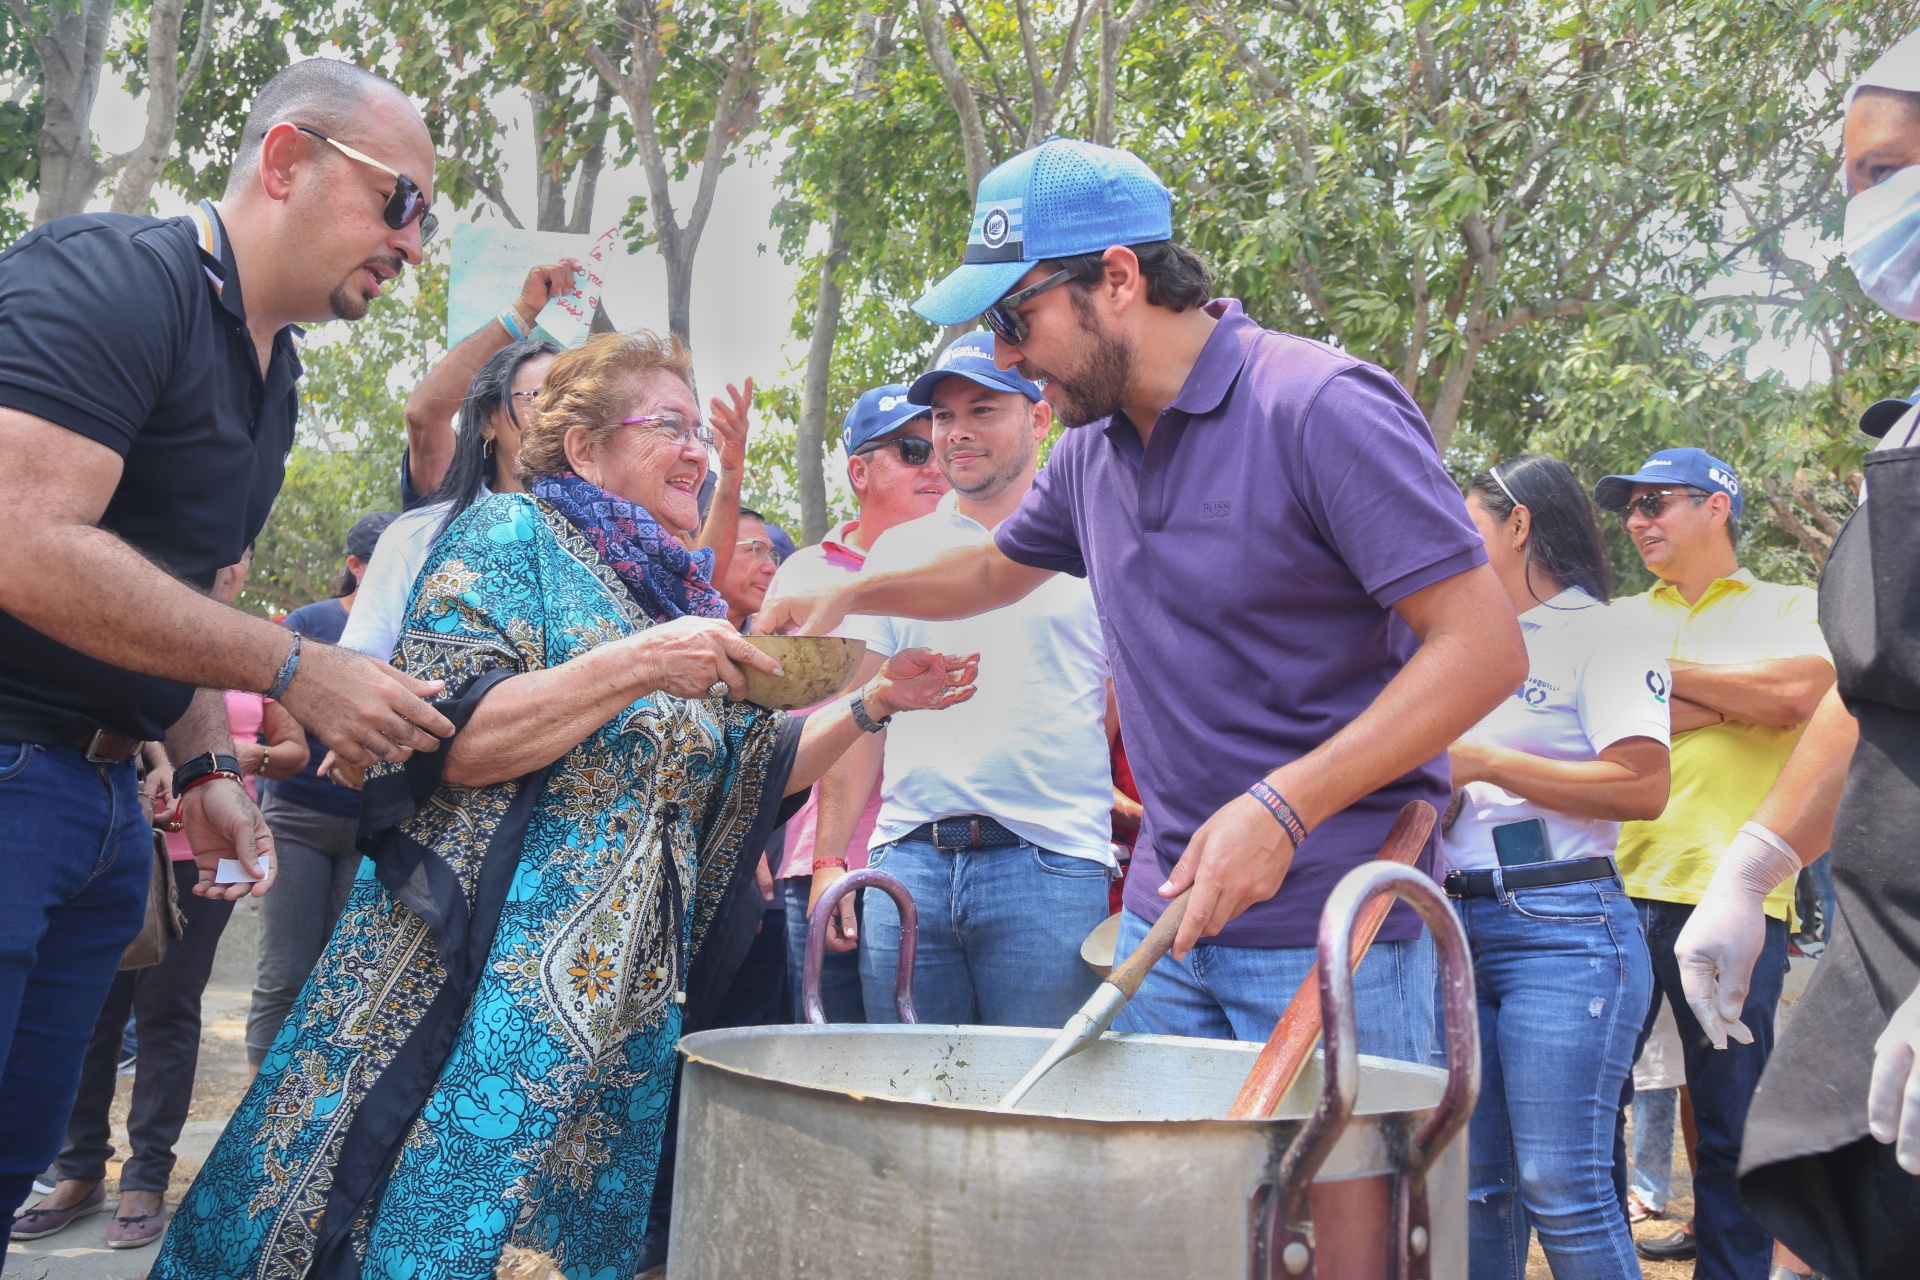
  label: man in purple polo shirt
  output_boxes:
[759,139,1525,1059]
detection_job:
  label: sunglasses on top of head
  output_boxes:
[853,436,934,466]
[981,268,1074,345]
[1616,489,1709,523]
[295,125,439,244]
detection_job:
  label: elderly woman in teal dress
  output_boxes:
[152,331,977,1280]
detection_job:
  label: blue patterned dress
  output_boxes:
[153,494,794,1280]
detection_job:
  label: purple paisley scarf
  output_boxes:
[531,469,727,623]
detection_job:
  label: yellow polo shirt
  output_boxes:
[1612,569,1831,919]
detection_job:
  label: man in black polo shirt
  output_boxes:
[0,58,457,1254]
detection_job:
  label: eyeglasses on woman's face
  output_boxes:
[294,125,438,244]
[621,410,715,450]
[853,436,935,467]
[1617,489,1708,523]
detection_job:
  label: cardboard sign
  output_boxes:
[447,222,625,348]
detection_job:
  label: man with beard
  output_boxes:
[819,331,1113,1027]
[0,58,452,1259]
[759,140,1525,1059]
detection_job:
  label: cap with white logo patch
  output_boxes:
[907,330,1045,405]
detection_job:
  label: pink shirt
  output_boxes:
[165,689,266,860]
[770,520,884,878]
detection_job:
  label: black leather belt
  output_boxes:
[68,729,145,764]
[1444,856,1619,898]
[907,816,1022,851]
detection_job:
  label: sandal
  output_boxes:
[1626,1190,1662,1223]
[10,1181,107,1240]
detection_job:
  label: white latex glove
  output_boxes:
[1869,980,1920,1173]
[1675,823,1802,1048]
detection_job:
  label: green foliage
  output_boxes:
[243,254,448,615]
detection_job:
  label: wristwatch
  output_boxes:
[173,751,244,800]
[849,692,891,734]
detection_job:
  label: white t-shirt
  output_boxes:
[339,498,470,661]
[1441,588,1672,872]
[844,493,1113,863]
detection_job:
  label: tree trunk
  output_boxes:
[30,0,114,224]
[664,235,694,347]
[531,89,568,232]
[111,0,216,215]
[797,215,851,544]
[565,79,614,234]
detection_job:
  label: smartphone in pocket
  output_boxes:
[1492,818,1553,867]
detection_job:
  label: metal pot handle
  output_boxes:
[1263,860,1479,1278]
[802,867,919,1025]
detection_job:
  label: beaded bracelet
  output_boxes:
[498,306,530,342]
[266,632,303,700]
[1248,780,1308,846]
[813,856,849,871]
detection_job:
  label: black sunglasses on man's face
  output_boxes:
[854,436,934,466]
[982,268,1073,345]
[1617,489,1708,523]
[296,125,439,244]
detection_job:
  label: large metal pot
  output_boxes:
[669,863,1475,1279]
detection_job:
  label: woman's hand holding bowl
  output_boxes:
[620,616,784,701]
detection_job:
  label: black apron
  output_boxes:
[1740,436,1920,1280]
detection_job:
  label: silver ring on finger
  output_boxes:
[707,681,730,700]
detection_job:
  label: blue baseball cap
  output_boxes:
[842,383,931,455]
[1593,447,1744,518]
[907,331,1044,405]
[912,139,1173,327]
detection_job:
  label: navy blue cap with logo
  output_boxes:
[912,139,1174,326]
[1593,447,1744,518]
[907,330,1045,405]
[842,383,931,455]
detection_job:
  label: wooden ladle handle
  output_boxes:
[1107,889,1192,999]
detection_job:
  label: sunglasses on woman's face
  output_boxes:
[295,125,439,244]
[982,268,1073,345]
[1617,489,1707,523]
[854,436,935,466]
[621,410,716,449]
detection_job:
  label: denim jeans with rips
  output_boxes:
[0,741,151,1266]
[1456,878,1652,1280]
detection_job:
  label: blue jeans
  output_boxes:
[1630,1085,1678,1212]
[1108,906,1437,1063]
[1635,897,1788,1280]
[859,836,1110,1027]
[1455,878,1651,1280]
[782,877,865,1024]
[0,741,152,1264]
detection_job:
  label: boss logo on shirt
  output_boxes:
[1646,670,1669,703]
[1201,500,1231,520]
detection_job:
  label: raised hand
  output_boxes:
[512,259,582,331]
[709,378,755,476]
[755,585,854,639]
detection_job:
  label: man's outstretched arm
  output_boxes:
[0,407,452,764]
[757,538,1055,636]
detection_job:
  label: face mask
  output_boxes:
[1846,162,1920,322]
